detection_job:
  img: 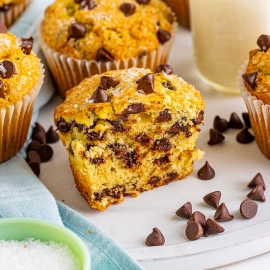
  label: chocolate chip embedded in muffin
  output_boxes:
[162,81,174,90]
[79,0,96,10]
[90,85,109,103]
[242,72,259,90]
[175,202,192,219]
[96,48,114,62]
[156,109,171,123]
[167,122,187,135]
[153,154,169,165]
[148,176,161,185]
[120,3,136,17]
[137,80,154,94]
[257,34,270,52]
[214,203,234,222]
[135,133,150,146]
[19,37,34,55]
[155,64,173,75]
[145,227,165,246]
[157,28,171,44]
[68,23,86,38]
[152,138,171,152]
[137,0,150,4]
[0,79,5,98]
[197,161,215,180]
[56,119,71,133]
[0,60,16,78]
[100,76,120,90]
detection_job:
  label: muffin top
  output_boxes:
[0,23,41,108]
[54,65,205,129]
[0,0,24,7]
[243,34,270,104]
[41,0,175,61]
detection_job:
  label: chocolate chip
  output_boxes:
[69,23,86,38]
[162,81,174,90]
[90,157,105,165]
[27,140,41,152]
[32,122,46,138]
[145,227,165,246]
[27,150,41,165]
[136,73,154,85]
[56,119,70,133]
[155,64,173,75]
[242,72,258,90]
[247,184,266,202]
[120,3,136,17]
[247,172,266,191]
[96,48,114,62]
[240,199,258,219]
[175,202,192,219]
[204,218,225,237]
[87,131,104,140]
[213,116,228,132]
[135,133,150,146]
[100,76,120,90]
[164,171,178,182]
[90,85,109,103]
[168,122,187,135]
[109,120,124,132]
[194,110,204,124]
[148,176,161,185]
[137,0,150,4]
[188,211,206,228]
[152,138,171,152]
[242,112,251,128]
[0,22,7,33]
[28,161,40,177]
[79,0,96,10]
[214,203,234,222]
[185,221,203,241]
[157,28,171,44]
[32,130,46,144]
[197,161,215,180]
[236,127,254,144]
[124,103,145,114]
[203,191,221,209]
[208,128,225,145]
[19,37,34,55]
[257,34,270,52]
[137,80,154,94]
[229,112,243,129]
[153,154,169,165]
[46,126,59,143]
[37,144,53,162]
[156,109,171,123]
[0,60,16,78]
[0,79,4,98]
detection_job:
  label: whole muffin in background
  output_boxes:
[239,34,270,159]
[0,22,44,163]
[54,65,205,210]
[0,0,31,28]
[39,0,177,97]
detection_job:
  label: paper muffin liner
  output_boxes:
[0,63,44,163]
[0,0,31,28]
[38,21,178,98]
[237,61,270,160]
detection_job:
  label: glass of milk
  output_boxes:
[189,0,270,94]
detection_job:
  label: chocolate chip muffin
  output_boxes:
[54,65,205,210]
[39,0,177,97]
[0,22,44,162]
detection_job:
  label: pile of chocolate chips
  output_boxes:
[208,112,254,145]
[25,122,59,176]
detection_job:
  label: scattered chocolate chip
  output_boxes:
[175,202,192,219]
[0,60,16,78]
[208,128,225,145]
[156,109,171,123]
[90,85,109,103]
[214,203,234,222]
[152,138,171,152]
[155,64,173,75]
[185,221,203,241]
[69,23,86,38]
[188,211,206,228]
[100,76,120,90]
[242,112,251,128]
[37,144,53,162]
[204,218,225,237]
[120,3,136,17]
[213,116,228,132]
[124,103,145,114]
[137,0,150,4]
[27,150,41,165]
[240,199,258,219]
[257,34,270,52]
[247,184,266,202]
[0,22,7,33]
[228,112,243,129]
[247,172,266,191]
[46,126,59,143]
[162,81,174,90]
[56,119,70,133]
[236,127,254,144]
[96,48,114,62]
[32,122,46,138]
[27,161,40,176]
[0,79,4,98]
[27,140,41,152]
[197,161,215,180]
[32,130,46,144]
[137,80,154,94]
[242,72,258,90]
[203,191,221,209]
[136,73,154,85]
[79,0,96,10]
[157,28,171,44]
[145,227,165,246]
[19,37,34,55]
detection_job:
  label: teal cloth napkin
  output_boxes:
[1,1,144,269]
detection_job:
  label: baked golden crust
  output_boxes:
[41,0,175,61]
[54,67,205,210]
[0,0,25,6]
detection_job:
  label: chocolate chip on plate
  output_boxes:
[27,161,40,177]
[247,172,266,190]
[257,34,270,52]
[100,76,120,90]
[145,227,165,246]
[69,23,86,38]
[213,116,228,132]
[155,64,173,75]
[236,127,254,144]
[203,191,221,209]
[120,3,136,17]
[0,60,16,78]
[96,48,114,62]
[188,211,206,228]
[228,112,244,129]
[37,144,53,162]
[27,150,41,165]
[90,85,109,103]
[242,72,258,89]
[240,199,258,219]
[157,28,171,44]
[32,122,46,138]
[46,126,59,143]
[27,140,41,152]
[214,202,234,222]
[32,130,46,144]
[175,202,192,219]
[204,218,225,237]
[197,161,215,180]
[185,221,203,241]
[208,128,225,145]
[242,112,251,128]
[247,184,266,202]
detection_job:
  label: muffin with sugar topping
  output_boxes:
[39,0,177,97]
[54,65,204,210]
